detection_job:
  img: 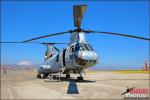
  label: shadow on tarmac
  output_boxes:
[67,80,79,94]
[62,77,96,94]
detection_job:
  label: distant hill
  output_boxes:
[1,64,142,70]
[0,64,40,70]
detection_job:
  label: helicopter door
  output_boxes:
[62,49,66,66]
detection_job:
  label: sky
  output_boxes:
[1,1,149,69]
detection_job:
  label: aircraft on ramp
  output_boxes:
[1,5,150,81]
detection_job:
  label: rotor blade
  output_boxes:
[22,31,71,42]
[0,41,68,44]
[53,46,60,52]
[73,5,87,28]
[0,42,40,44]
[41,42,67,45]
[86,30,150,41]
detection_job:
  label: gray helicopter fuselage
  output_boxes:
[38,32,99,74]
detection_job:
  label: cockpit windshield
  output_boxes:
[83,44,89,51]
[87,44,94,51]
[75,43,85,51]
[75,43,93,51]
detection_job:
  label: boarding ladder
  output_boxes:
[44,67,66,82]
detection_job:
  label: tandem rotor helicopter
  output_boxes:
[1,5,150,81]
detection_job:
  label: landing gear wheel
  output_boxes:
[40,74,46,79]
[37,74,41,78]
[77,77,83,81]
[66,74,70,78]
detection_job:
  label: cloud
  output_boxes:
[17,60,32,66]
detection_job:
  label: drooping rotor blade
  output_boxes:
[22,30,72,42]
[85,30,150,41]
[40,42,67,45]
[0,41,68,44]
[0,42,41,44]
[73,5,87,28]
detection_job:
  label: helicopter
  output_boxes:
[1,5,150,81]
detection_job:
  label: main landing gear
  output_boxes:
[37,73,47,79]
[77,76,83,81]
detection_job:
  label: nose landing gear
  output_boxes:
[77,69,84,81]
[77,76,83,81]
[66,74,70,78]
[37,73,48,79]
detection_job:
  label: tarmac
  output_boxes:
[0,69,149,99]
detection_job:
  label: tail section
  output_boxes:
[44,44,59,61]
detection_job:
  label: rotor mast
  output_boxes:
[69,29,86,45]
[69,5,87,45]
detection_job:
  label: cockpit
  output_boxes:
[71,43,98,67]
[75,43,93,52]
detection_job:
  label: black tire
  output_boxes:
[45,74,49,78]
[66,74,70,78]
[37,74,41,78]
[40,74,46,79]
[80,77,83,80]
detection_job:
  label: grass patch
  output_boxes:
[113,70,150,74]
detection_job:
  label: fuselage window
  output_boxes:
[75,44,80,51]
[69,46,74,53]
[56,53,59,62]
[72,47,74,52]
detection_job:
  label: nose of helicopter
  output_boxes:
[75,51,99,67]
